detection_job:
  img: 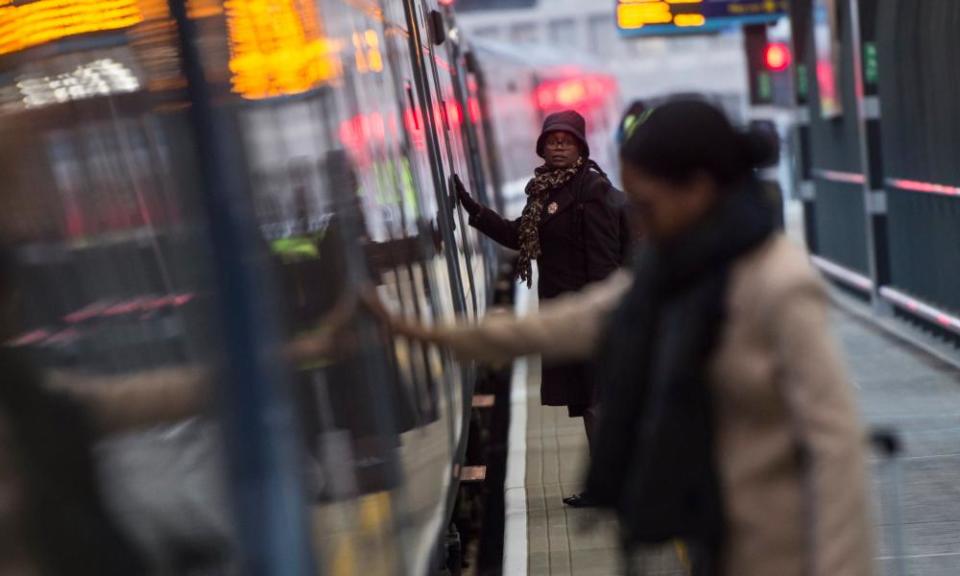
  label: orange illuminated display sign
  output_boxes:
[225,0,340,100]
[0,0,342,100]
[617,0,786,37]
[0,0,143,57]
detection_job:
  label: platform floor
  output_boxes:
[521,356,686,576]
[523,355,617,576]
[508,301,960,576]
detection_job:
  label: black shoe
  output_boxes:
[562,492,595,508]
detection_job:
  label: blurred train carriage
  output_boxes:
[0,0,619,574]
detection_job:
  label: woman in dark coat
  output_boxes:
[456,110,630,506]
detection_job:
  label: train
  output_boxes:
[0,1,620,574]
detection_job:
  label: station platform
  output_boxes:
[501,280,960,576]
[838,300,960,576]
[504,355,685,576]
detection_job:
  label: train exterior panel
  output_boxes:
[0,0,501,574]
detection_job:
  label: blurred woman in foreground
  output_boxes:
[375,100,873,575]
[0,245,347,574]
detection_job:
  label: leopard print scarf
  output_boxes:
[516,157,584,287]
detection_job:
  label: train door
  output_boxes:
[395,1,478,320]
[397,0,481,521]
[437,8,499,305]
[301,1,485,574]
[417,4,485,321]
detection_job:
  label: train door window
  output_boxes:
[417,7,486,317]
[376,4,467,423]
[382,1,476,347]
[407,16,471,298]
[464,76,495,197]
[408,0,471,408]
[379,1,463,346]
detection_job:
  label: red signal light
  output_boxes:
[764,43,791,72]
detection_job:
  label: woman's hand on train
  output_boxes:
[361,289,435,342]
[287,330,336,364]
[286,292,358,363]
[453,174,482,217]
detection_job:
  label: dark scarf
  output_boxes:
[585,181,776,575]
[516,158,585,287]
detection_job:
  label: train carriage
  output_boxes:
[0,0,621,574]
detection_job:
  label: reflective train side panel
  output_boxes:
[0,0,494,574]
[0,1,623,571]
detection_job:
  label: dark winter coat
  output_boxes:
[468,165,630,409]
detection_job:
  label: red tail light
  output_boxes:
[535,75,614,113]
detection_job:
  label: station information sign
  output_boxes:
[616,0,787,37]
[0,0,143,57]
[225,0,341,100]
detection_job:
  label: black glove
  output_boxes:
[453,174,482,217]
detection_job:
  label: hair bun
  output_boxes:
[620,99,780,185]
[740,129,780,169]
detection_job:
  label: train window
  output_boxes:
[413,12,486,320]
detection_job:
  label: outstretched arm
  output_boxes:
[46,365,211,436]
[47,294,359,437]
[370,271,632,366]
